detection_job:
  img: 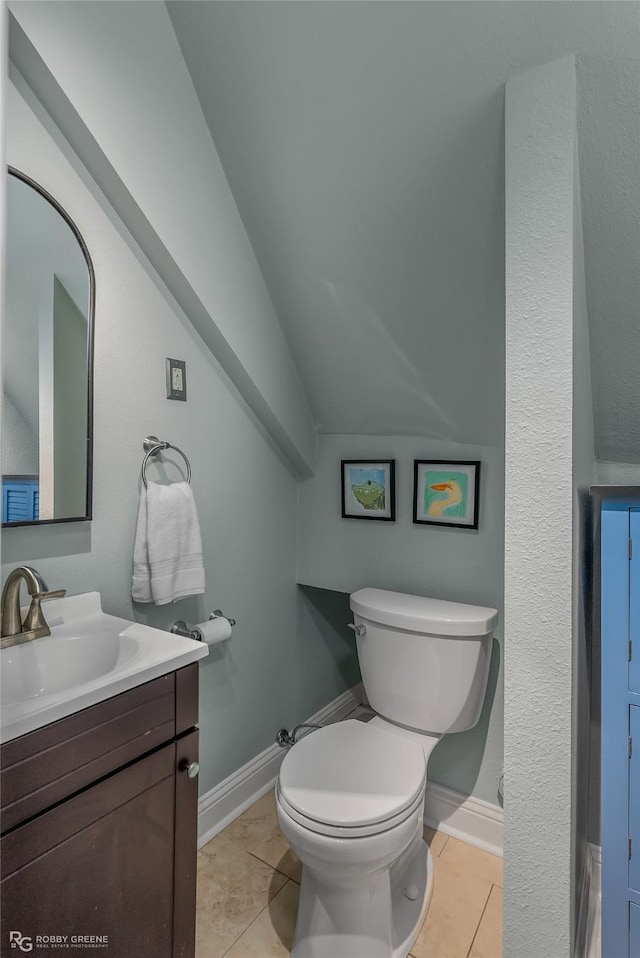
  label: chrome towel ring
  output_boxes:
[141,435,192,488]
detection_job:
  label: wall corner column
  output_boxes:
[504,55,577,958]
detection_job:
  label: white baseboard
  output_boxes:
[575,843,601,958]
[424,782,503,857]
[197,683,363,848]
[199,685,504,858]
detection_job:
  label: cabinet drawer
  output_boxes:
[0,664,198,832]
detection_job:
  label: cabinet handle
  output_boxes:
[179,759,200,779]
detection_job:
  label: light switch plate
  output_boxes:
[166,358,187,401]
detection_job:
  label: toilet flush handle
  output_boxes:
[347,623,367,637]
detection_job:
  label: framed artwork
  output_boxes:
[341,460,396,521]
[413,460,480,529]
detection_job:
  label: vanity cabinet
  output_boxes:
[0,663,200,958]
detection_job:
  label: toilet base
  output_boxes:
[390,836,432,958]
[291,833,433,958]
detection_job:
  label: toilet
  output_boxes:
[276,587,498,958]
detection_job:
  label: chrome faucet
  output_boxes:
[0,566,66,649]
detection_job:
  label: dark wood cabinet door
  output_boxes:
[1,737,193,958]
[174,730,199,958]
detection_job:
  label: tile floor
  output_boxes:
[195,790,503,958]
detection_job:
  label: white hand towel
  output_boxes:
[132,481,206,605]
[132,484,153,603]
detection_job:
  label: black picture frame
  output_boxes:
[341,460,396,521]
[413,460,480,529]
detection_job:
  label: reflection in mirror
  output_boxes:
[3,168,94,526]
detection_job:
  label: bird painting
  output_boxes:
[414,461,480,528]
[424,472,468,519]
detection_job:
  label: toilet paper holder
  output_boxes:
[171,610,236,642]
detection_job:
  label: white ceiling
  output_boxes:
[168,1,640,458]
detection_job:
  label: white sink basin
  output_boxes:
[0,592,208,743]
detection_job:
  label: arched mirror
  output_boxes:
[3,168,94,526]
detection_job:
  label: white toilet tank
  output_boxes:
[350,588,498,734]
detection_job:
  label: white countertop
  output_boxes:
[0,592,208,744]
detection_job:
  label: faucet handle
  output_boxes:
[22,589,66,634]
[32,590,67,602]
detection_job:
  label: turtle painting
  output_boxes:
[342,461,395,520]
[351,479,386,510]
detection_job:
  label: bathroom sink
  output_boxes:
[1,627,139,704]
[0,591,208,743]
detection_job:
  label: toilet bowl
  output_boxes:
[277,588,498,958]
[276,719,435,958]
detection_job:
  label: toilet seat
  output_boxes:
[278,719,426,835]
[276,780,425,838]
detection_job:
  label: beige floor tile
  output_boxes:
[439,836,503,887]
[423,826,449,857]
[469,885,503,958]
[224,881,300,958]
[223,791,302,882]
[411,854,492,958]
[195,834,288,958]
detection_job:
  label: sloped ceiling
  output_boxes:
[168,1,640,458]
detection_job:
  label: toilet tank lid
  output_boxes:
[349,588,498,636]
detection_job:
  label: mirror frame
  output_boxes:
[4,167,95,527]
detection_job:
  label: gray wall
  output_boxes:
[10,0,317,477]
[168,1,640,466]
[4,3,504,821]
[298,432,504,806]
[2,80,358,796]
[594,461,640,483]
